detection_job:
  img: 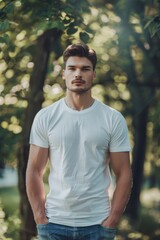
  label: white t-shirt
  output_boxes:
[30,98,131,227]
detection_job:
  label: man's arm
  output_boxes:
[26,144,49,224]
[102,152,132,227]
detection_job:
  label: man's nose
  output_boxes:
[75,69,82,79]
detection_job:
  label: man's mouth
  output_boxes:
[72,79,85,84]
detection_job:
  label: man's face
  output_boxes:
[62,56,96,94]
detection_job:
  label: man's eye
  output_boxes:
[68,68,75,71]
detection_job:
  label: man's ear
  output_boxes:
[62,69,65,80]
[93,70,96,79]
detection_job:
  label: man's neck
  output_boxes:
[65,92,94,111]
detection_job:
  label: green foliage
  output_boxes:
[0,200,8,240]
[117,205,160,239]
[138,212,160,236]
[79,32,90,43]
[0,0,92,167]
[0,0,92,46]
[145,15,160,38]
[0,19,9,31]
[0,187,20,216]
[0,33,10,44]
[0,187,20,239]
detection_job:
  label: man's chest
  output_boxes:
[47,115,111,150]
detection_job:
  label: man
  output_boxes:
[26,43,132,240]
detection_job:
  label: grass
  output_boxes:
[0,186,20,217]
[0,186,20,239]
[0,184,49,239]
[0,184,49,217]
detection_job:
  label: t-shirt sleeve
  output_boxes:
[29,110,49,148]
[109,111,131,152]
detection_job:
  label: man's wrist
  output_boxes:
[102,214,120,228]
[34,211,48,224]
[35,216,48,224]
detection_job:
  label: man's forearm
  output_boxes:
[26,169,47,224]
[103,171,132,227]
[111,173,132,220]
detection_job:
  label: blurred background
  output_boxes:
[0,0,160,239]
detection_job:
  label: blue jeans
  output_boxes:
[37,222,116,240]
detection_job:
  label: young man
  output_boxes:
[26,43,132,240]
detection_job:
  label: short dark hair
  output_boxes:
[63,43,97,70]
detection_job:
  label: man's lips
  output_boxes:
[72,79,85,84]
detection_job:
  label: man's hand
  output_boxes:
[101,214,119,228]
[35,213,48,225]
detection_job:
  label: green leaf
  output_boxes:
[157,30,160,39]
[85,26,93,34]
[0,36,5,43]
[79,32,90,43]
[150,26,160,38]
[63,18,71,25]
[0,20,10,31]
[65,6,74,15]
[67,27,78,35]
[4,2,14,14]
[0,10,6,20]
[144,19,154,29]
[37,20,65,32]
[149,22,158,38]
[66,22,78,35]
[0,33,10,44]
[48,20,65,30]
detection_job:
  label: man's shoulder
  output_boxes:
[97,100,120,116]
[35,98,62,119]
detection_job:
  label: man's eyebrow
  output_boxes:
[67,65,76,68]
[82,66,92,69]
[67,65,92,68]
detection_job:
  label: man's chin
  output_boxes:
[67,87,91,94]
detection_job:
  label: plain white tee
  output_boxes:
[30,98,131,227]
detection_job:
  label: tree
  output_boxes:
[81,0,160,219]
[114,0,160,218]
[18,28,62,239]
[0,0,92,239]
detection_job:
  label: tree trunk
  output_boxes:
[117,17,156,218]
[125,105,149,218]
[18,28,62,240]
[117,17,151,218]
